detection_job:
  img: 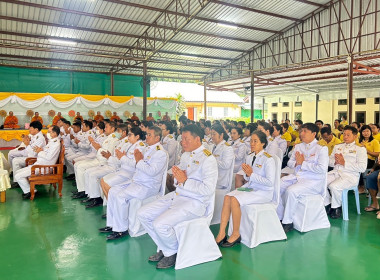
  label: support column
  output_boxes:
[250,71,254,123]
[262,97,265,120]
[204,80,207,120]
[347,55,353,123]
[143,62,147,121]
[315,94,319,120]
[110,71,114,96]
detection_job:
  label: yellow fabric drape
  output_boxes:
[0,129,48,141]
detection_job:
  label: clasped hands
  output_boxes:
[242,163,253,177]
[114,149,125,160]
[172,165,187,184]
[101,150,112,159]
[295,151,305,166]
[33,146,43,154]
[334,153,345,166]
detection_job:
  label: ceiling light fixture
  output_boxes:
[217,23,238,29]
[49,39,77,46]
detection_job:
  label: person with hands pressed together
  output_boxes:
[137,124,217,269]
[215,130,276,248]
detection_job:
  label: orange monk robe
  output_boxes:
[110,115,121,122]
[94,115,104,122]
[146,116,154,122]
[4,116,20,129]
[52,115,61,126]
[31,116,43,124]
[131,115,139,121]
[74,116,84,122]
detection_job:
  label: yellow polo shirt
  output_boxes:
[318,136,342,155]
[281,131,292,142]
[360,139,380,160]
[332,128,340,138]
[373,133,380,142]
[341,120,349,127]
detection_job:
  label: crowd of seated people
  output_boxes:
[6,111,380,269]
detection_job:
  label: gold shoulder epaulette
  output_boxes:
[88,131,92,134]
[240,140,244,143]
[139,142,145,146]
[202,139,206,142]
[156,145,161,150]
[203,149,211,156]
[112,134,116,138]
[264,152,272,158]
[168,135,173,139]
[124,139,128,143]
[225,142,231,146]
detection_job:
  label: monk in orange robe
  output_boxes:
[4,111,20,129]
[110,112,121,122]
[74,112,84,122]
[94,111,104,122]
[146,113,154,122]
[31,112,43,125]
[130,112,139,121]
[52,112,62,126]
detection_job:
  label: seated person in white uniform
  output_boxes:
[211,124,234,189]
[230,127,247,173]
[80,124,130,208]
[241,123,257,153]
[215,130,276,247]
[160,121,179,170]
[279,123,329,233]
[100,126,146,202]
[99,126,167,240]
[11,121,46,188]
[257,121,279,156]
[137,124,218,269]
[325,125,367,219]
[14,126,61,200]
[272,124,288,155]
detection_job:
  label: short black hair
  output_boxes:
[83,120,93,129]
[246,123,257,134]
[343,125,358,135]
[315,120,324,125]
[72,122,81,129]
[281,122,289,130]
[251,130,268,149]
[141,120,153,128]
[147,126,162,140]
[97,121,105,130]
[182,124,204,143]
[117,123,128,133]
[261,122,274,135]
[372,123,380,129]
[51,125,60,136]
[63,120,71,126]
[162,121,174,134]
[211,124,229,141]
[273,124,283,135]
[295,119,303,125]
[130,125,145,140]
[334,119,341,123]
[302,123,319,135]
[321,126,332,135]
[30,121,42,131]
[107,121,117,130]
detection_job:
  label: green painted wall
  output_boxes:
[241,108,263,119]
[0,66,149,96]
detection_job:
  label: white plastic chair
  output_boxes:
[341,177,361,221]
[128,153,169,237]
[174,193,222,270]
[228,155,287,248]
[275,147,283,163]
[211,163,235,225]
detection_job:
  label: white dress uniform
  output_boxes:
[84,137,131,199]
[11,131,46,182]
[73,132,107,162]
[161,134,179,170]
[278,139,328,223]
[106,142,168,232]
[61,127,73,149]
[64,130,92,175]
[202,135,214,152]
[102,140,147,187]
[14,137,61,194]
[273,135,287,155]
[231,139,248,173]
[325,141,367,208]
[265,136,279,156]
[242,136,251,154]
[212,140,235,189]
[74,133,119,192]
[137,145,218,257]
[227,150,276,205]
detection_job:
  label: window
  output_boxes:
[272,113,278,120]
[338,111,347,120]
[295,101,302,107]
[207,107,212,117]
[271,103,278,107]
[355,98,366,105]
[355,111,366,124]
[375,111,379,124]
[282,102,289,107]
[294,112,302,120]
[338,99,347,105]
[375,98,379,104]
[223,107,228,117]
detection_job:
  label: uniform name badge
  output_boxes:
[193,160,200,165]
[255,164,262,168]
[349,150,356,153]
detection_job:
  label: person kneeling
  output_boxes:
[215,131,276,247]
[137,124,218,269]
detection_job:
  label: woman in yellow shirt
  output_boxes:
[280,122,292,147]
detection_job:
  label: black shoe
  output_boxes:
[71,190,78,194]
[106,230,128,240]
[9,171,13,178]
[86,198,103,208]
[330,207,342,219]
[99,226,113,233]
[101,213,107,219]
[221,236,241,248]
[282,223,294,233]
[11,182,20,189]
[148,250,164,262]
[156,254,177,269]
[71,191,86,199]
[63,165,67,173]
[216,236,227,246]
[81,197,93,204]
[66,174,75,181]
[325,204,331,215]
[72,181,77,187]
[22,192,31,200]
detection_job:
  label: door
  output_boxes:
[187,107,194,121]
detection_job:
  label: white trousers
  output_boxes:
[137,193,200,257]
[103,170,133,187]
[12,157,27,183]
[14,166,32,193]
[74,159,100,192]
[326,172,358,208]
[84,165,116,198]
[65,152,86,175]
[8,148,27,169]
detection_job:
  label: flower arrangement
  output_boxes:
[105,110,112,118]
[124,110,131,118]
[26,110,34,118]
[48,110,55,117]
[0,110,6,118]
[88,110,95,118]
[68,110,76,118]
